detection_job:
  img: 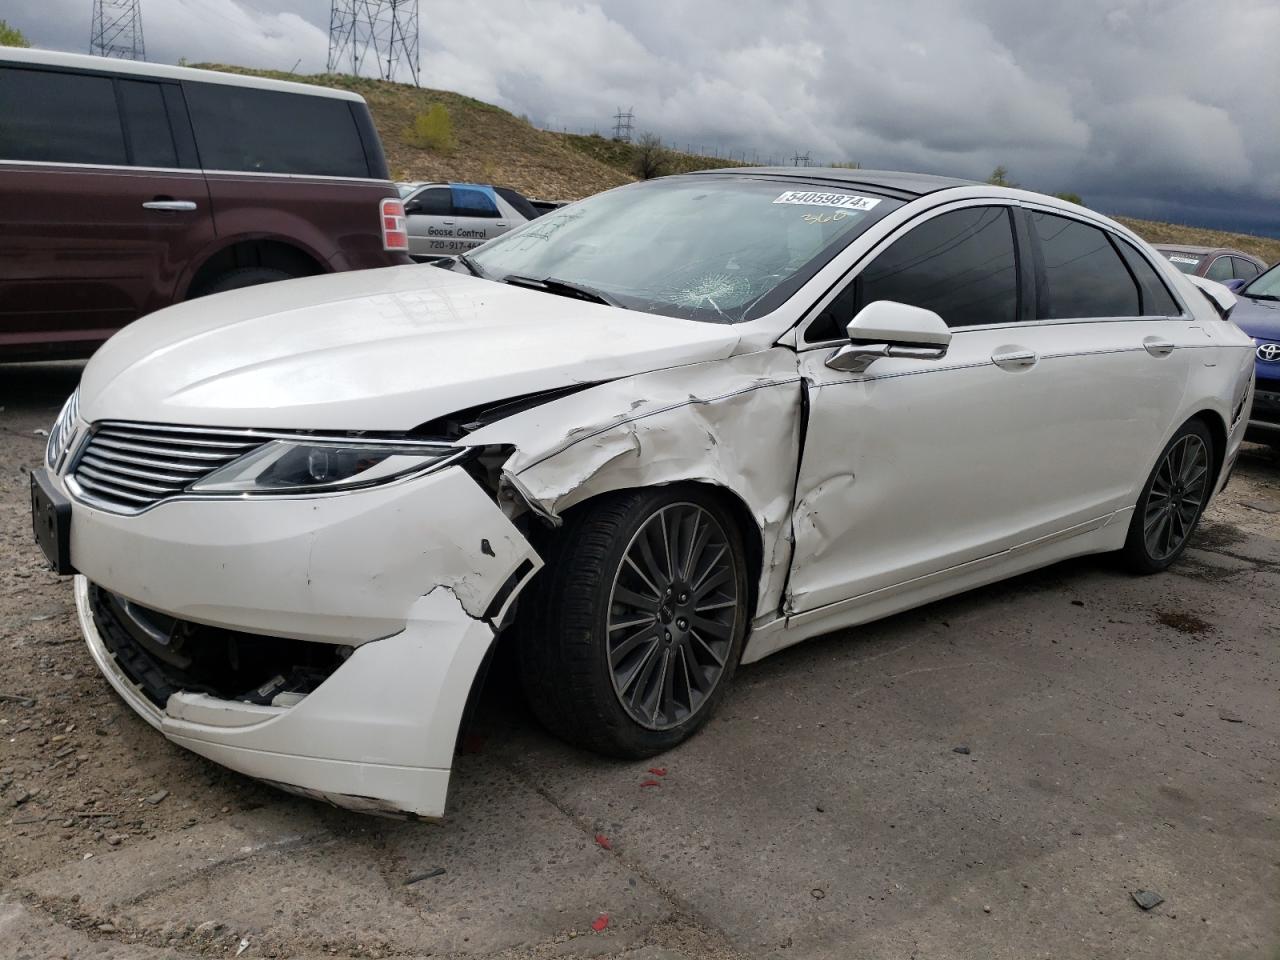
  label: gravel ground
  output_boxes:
[1,360,1277,960]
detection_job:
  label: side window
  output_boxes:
[1030,211,1139,319]
[118,80,177,168]
[804,206,1019,342]
[451,185,500,218]
[1234,258,1261,281]
[0,67,126,165]
[857,206,1019,329]
[1205,256,1235,282]
[407,187,452,216]
[1115,240,1181,317]
[183,82,369,177]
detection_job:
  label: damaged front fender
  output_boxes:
[464,348,804,623]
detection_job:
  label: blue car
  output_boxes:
[1230,262,1280,446]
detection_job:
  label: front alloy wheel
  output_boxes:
[1123,420,1215,573]
[607,503,739,731]
[521,487,749,758]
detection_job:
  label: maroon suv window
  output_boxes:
[183,81,370,178]
[0,67,126,165]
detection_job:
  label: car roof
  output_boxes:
[689,166,979,198]
[0,48,365,102]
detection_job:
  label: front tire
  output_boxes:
[1121,419,1215,574]
[521,487,750,758]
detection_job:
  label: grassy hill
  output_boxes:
[198,65,1278,264]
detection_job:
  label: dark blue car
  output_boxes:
[1231,262,1280,447]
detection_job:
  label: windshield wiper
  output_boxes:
[501,274,620,308]
[1245,292,1279,301]
[456,252,485,278]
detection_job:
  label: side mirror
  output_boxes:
[403,201,421,215]
[826,300,951,373]
[1221,278,1246,293]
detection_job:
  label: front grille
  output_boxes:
[71,423,266,511]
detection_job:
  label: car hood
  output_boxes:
[78,266,743,431]
[1232,294,1280,341]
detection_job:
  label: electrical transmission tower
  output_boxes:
[612,107,634,143]
[90,0,145,60]
[328,0,420,86]
[791,151,811,167]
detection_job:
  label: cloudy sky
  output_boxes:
[9,0,1279,236]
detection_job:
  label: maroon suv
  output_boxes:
[0,49,412,361]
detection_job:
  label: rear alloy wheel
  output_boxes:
[1122,420,1215,573]
[521,487,749,758]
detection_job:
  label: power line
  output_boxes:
[612,106,634,143]
[328,0,420,86]
[90,0,145,60]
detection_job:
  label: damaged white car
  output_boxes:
[31,169,1254,817]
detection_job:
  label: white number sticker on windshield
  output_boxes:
[1169,256,1200,265]
[772,191,881,211]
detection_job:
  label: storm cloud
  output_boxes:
[9,0,1279,235]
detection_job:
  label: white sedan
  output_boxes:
[31,169,1254,818]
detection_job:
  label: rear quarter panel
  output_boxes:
[199,173,411,283]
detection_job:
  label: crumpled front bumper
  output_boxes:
[64,465,541,818]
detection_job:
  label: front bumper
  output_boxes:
[60,464,541,817]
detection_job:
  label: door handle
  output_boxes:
[442,220,455,225]
[142,200,197,212]
[991,349,1037,369]
[1143,337,1176,357]
[495,221,508,227]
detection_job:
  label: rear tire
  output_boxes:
[1121,419,1215,574]
[192,267,294,298]
[520,486,749,758]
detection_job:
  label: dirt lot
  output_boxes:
[2,361,1278,960]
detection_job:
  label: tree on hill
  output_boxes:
[632,132,670,180]
[987,165,1018,188]
[407,104,455,152]
[0,19,31,47]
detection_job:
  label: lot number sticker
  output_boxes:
[773,191,881,211]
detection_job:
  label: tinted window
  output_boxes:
[1205,256,1234,282]
[1116,240,1181,316]
[0,67,126,165]
[451,185,500,218]
[1234,257,1261,281]
[118,80,176,168]
[408,187,452,216]
[183,83,368,177]
[857,206,1018,328]
[1031,212,1139,318]
[495,186,539,221]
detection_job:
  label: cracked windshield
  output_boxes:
[470,177,904,323]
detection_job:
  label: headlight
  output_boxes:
[46,388,80,470]
[188,439,461,494]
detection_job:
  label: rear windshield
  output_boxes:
[183,82,371,178]
[471,176,904,323]
[1162,252,1203,273]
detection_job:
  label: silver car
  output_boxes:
[401,182,533,260]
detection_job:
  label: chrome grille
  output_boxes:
[71,423,267,511]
